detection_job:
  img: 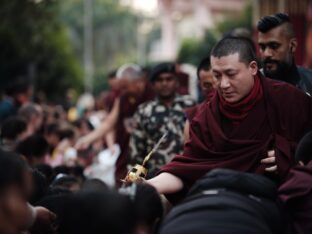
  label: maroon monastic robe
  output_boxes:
[278,161,312,234]
[103,84,154,186]
[160,75,312,189]
[114,84,154,185]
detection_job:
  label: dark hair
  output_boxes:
[54,165,85,182]
[108,69,117,80]
[58,190,136,234]
[211,37,257,65]
[30,169,48,204]
[45,123,59,135]
[295,131,312,164]
[57,127,76,141]
[73,118,94,131]
[4,79,30,97]
[45,187,72,197]
[18,103,41,121]
[134,183,163,232]
[35,193,71,229]
[257,13,295,37]
[0,116,27,140]
[35,164,53,183]
[51,166,85,189]
[51,174,79,190]
[197,57,211,80]
[142,66,152,80]
[150,62,176,82]
[16,134,49,160]
[81,179,108,192]
[0,149,29,195]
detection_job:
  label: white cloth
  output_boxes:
[84,144,120,187]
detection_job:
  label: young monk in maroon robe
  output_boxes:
[147,37,312,197]
[184,56,215,143]
[76,64,154,186]
[278,131,312,234]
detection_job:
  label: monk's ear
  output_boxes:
[249,61,258,76]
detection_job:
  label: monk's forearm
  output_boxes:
[147,172,183,194]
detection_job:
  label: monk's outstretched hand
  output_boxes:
[261,150,277,173]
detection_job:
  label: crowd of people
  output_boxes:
[0,12,312,234]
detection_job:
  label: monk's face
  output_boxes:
[211,53,258,103]
[198,69,215,97]
[258,25,297,79]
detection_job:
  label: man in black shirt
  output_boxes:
[257,13,312,95]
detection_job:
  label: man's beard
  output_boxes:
[262,58,292,81]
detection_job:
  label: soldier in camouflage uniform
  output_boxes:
[129,63,196,178]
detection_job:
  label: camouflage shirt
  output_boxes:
[129,95,196,178]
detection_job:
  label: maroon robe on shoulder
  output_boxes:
[185,90,215,121]
[102,84,154,186]
[160,75,312,190]
[176,71,189,96]
[278,161,312,234]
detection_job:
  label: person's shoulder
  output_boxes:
[297,66,312,77]
[264,77,312,118]
[265,77,310,98]
[0,99,14,109]
[185,101,208,121]
[279,163,312,193]
[297,66,312,85]
[185,105,198,121]
[136,99,157,114]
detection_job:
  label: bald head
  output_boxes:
[116,64,146,95]
[116,64,143,81]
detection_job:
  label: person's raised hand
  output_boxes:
[75,136,90,151]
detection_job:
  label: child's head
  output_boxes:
[295,131,312,165]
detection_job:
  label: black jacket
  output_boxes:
[297,66,312,95]
[160,169,283,234]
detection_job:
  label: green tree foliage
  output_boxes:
[60,0,144,94]
[60,0,161,94]
[177,31,218,66]
[177,2,252,67]
[0,0,83,101]
[216,3,252,34]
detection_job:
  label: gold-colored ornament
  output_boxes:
[121,131,168,183]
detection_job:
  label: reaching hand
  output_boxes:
[55,139,71,153]
[261,150,277,173]
[75,136,90,150]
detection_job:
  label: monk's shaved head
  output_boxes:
[211,37,257,65]
[116,64,143,81]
